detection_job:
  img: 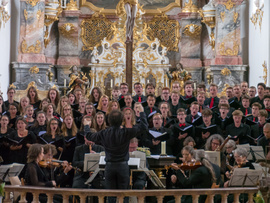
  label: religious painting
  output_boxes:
[80,0,181,14]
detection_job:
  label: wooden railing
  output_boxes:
[3,185,259,203]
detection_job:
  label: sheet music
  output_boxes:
[229,168,261,187]
[83,153,101,172]
[149,130,167,139]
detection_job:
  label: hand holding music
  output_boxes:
[202,131,210,139]
[178,133,187,140]
[152,139,160,146]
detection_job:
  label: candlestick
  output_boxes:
[160,141,167,156]
[64,79,66,87]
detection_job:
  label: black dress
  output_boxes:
[29,125,47,137]
[0,128,15,164]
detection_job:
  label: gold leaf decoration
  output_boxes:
[183,24,201,38]
[233,12,238,23]
[218,41,239,56]
[146,14,180,52]
[24,9,28,20]
[29,66,39,74]
[221,68,231,76]
[220,11,225,22]
[26,0,39,7]
[80,16,116,51]
[21,40,41,54]
[223,0,235,11]
[36,10,41,20]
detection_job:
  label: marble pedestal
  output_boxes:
[205,65,248,91]
[12,62,55,90]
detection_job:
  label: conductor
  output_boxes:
[85,104,147,193]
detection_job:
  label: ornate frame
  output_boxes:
[79,0,181,15]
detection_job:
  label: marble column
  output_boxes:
[214,0,244,65]
[57,10,80,65]
[17,0,46,63]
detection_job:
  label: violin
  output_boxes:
[38,159,81,172]
[165,160,202,174]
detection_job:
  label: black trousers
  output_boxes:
[105,161,129,203]
[105,161,129,189]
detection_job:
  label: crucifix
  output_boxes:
[124,0,138,93]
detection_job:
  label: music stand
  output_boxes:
[249,146,265,161]
[205,151,221,167]
[236,144,253,160]
[83,153,101,172]
[229,168,262,187]
[0,163,24,182]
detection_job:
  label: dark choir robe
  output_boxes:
[170,122,195,156]
[169,102,187,117]
[4,100,19,110]
[225,123,251,144]
[0,128,15,164]
[250,123,265,145]
[132,95,147,103]
[180,95,197,108]
[195,123,221,149]
[144,106,160,128]
[228,96,242,110]
[31,100,41,112]
[162,117,175,128]
[29,125,47,137]
[250,96,265,108]
[239,106,252,116]
[245,115,258,127]
[214,114,233,137]
[155,96,171,107]
[72,144,105,189]
[61,129,77,162]
[204,96,219,110]
[185,114,203,127]
[143,127,173,155]
[257,136,270,155]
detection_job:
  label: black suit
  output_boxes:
[257,136,270,155]
[204,96,219,110]
[132,95,147,103]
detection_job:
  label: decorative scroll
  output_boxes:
[233,12,238,23]
[263,61,267,85]
[220,11,225,22]
[146,14,180,52]
[80,16,116,51]
[26,0,39,7]
[182,0,198,13]
[24,9,28,20]
[250,9,263,32]
[21,40,41,54]
[183,24,201,38]
[221,68,231,76]
[218,41,239,56]
[59,23,77,43]
[37,10,41,20]
[222,0,235,11]
[29,66,39,74]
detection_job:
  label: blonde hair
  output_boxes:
[93,112,107,132]
[122,108,136,126]
[97,95,109,110]
[56,96,69,115]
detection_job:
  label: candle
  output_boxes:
[147,79,149,84]
[161,141,166,155]
[111,79,113,88]
[194,82,196,90]
[64,79,66,87]
[165,78,168,87]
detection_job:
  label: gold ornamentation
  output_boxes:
[218,41,239,56]
[59,23,76,42]
[220,11,225,22]
[263,61,267,84]
[47,67,54,82]
[29,66,39,74]
[26,81,38,91]
[21,40,41,54]
[9,83,16,89]
[26,0,39,7]
[51,84,58,90]
[36,10,41,20]
[233,12,238,23]
[44,15,60,27]
[221,68,231,76]
[222,0,235,11]
[24,9,28,20]
[183,24,201,38]
[146,14,180,52]
[218,84,230,97]
[80,16,116,51]
[250,9,264,32]
[0,1,11,29]
[182,0,198,13]
[80,0,181,15]
[66,0,78,11]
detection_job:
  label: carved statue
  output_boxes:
[68,65,89,94]
[90,47,99,63]
[167,63,192,94]
[117,0,138,42]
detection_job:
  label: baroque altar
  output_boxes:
[11,0,248,97]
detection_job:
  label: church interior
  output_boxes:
[0,0,270,202]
